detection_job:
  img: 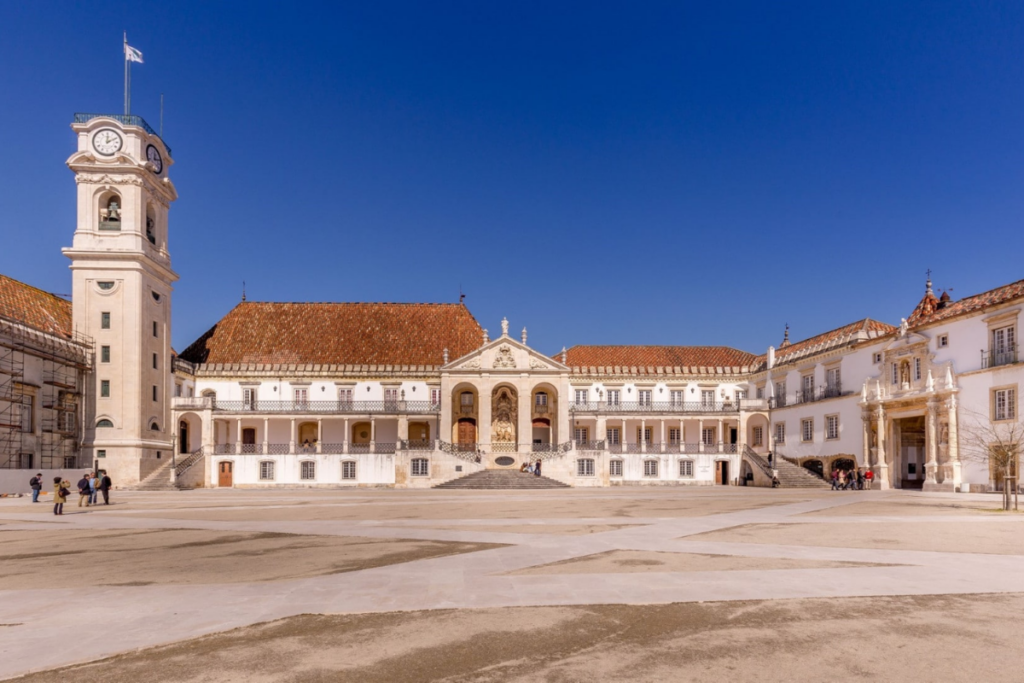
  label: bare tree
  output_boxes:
[959,405,1023,511]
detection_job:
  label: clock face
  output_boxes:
[92,129,122,156]
[146,144,163,174]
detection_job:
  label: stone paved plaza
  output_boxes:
[3,487,1024,681]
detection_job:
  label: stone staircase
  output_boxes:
[774,458,831,489]
[434,469,570,490]
[127,458,181,491]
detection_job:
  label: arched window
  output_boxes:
[96,419,114,428]
[145,204,157,245]
[99,193,122,230]
[149,421,160,432]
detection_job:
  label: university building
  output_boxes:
[0,113,1020,492]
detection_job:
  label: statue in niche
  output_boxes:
[491,388,517,444]
[940,421,949,444]
[146,216,156,244]
[899,360,911,388]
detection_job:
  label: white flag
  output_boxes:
[125,44,144,64]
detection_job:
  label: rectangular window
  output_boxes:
[606,427,620,445]
[175,383,182,397]
[669,428,681,445]
[577,458,595,477]
[914,357,921,381]
[638,426,653,444]
[702,427,716,446]
[101,346,110,363]
[152,385,158,401]
[938,334,949,348]
[637,389,653,406]
[63,455,76,469]
[753,426,763,447]
[774,382,786,406]
[535,392,548,407]
[97,449,106,458]
[826,367,840,391]
[338,388,353,407]
[100,380,110,398]
[429,388,440,407]
[243,387,258,409]
[411,458,429,477]
[826,415,839,440]
[342,460,357,480]
[101,312,110,329]
[993,325,1016,355]
[802,418,814,442]
[609,459,623,477]
[679,459,694,477]
[891,363,898,385]
[802,374,814,397]
[574,389,589,405]
[994,388,1017,421]
[294,388,308,407]
[153,353,158,370]
[300,461,316,480]
[384,388,399,406]
[259,461,275,480]
[735,390,746,400]
[775,422,786,444]
[19,401,32,433]
[644,459,659,477]
[670,390,684,407]
[606,389,620,406]
[153,321,158,337]
[756,386,764,399]
[874,353,883,364]
[574,427,589,443]
[701,390,715,407]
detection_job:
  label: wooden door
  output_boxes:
[458,419,476,446]
[218,461,233,488]
[715,461,729,485]
[179,421,189,453]
[242,428,256,445]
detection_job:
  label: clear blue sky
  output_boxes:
[2,1,1023,355]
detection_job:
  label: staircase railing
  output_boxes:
[438,440,482,463]
[174,447,205,478]
[742,445,777,481]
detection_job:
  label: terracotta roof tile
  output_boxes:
[0,273,72,338]
[562,345,759,372]
[773,318,896,365]
[179,302,482,367]
[908,278,1024,327]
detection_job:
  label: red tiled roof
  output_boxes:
[773,318,896,365]
[0,273,72,338]
[908,278,1024,327]
[178,302,482,366]
[562,345,759,372]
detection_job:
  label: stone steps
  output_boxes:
[774,459,831,489]
[127,459,183,491]
[434,469,570,490]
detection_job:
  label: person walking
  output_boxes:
[864,468,874,490]
[99,472,112,505]
[830,468,840,490]
[856,469,865,491]
[53,476,68,515]
[77,473,91,508]
[88,473,99,505]
[29,473,43,503]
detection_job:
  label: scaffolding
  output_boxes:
[41,358,79,469]
[0,338,26,468]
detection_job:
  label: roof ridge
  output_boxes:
[238,301,466,306]
[0,273,69,303]
[783,317,896,348]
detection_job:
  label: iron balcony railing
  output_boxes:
[73,113,172,156]
[569,400,764,414]
[982,345,1018,369]
[574,440,606,451]
[795,382,845,405]
[187,399,440,414]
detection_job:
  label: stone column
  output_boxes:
[948,395,961,491]
[289,418,296,454]
[860,411,871,469]
[478,383,492,450]
[518,386,531,453]
[262,417,269,454]
[343,417,349,454]
[235,419,242,454]
[925,399,939,487]
[316,417,323,454]
[875,406,890,490]
[596,416,607,450]
[717,419,724,454]
[370,417,376,453]
[398,415,409,444]
[640,419,647,454]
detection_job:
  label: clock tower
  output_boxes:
[63,114,178,486]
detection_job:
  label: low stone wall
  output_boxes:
[0,469,89,496]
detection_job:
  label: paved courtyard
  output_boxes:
[2,486,1024,681]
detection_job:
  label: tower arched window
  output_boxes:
[145,204,157,245]
[95,419,114,428]
[99,193,122,230]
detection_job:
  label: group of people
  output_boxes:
[830,467,872,490]
[519,460,543,476]
[28,471,113,516]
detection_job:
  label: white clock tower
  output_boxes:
[63,114,178,486]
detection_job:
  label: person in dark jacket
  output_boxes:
[77,474,91,508]
[98,472,113,505]
[534,460,542,477]
[29,473,42,503]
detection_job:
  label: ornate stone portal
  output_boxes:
[491,387,517,453]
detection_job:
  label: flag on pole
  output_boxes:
[125,44,144,63]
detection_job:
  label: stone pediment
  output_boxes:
[882,329,930,356]
[444,334,567,373]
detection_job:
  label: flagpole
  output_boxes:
[123,32,128,116]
